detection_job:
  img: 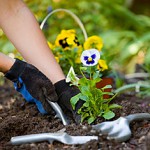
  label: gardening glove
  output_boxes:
[54,79,84,124]
[5,59,58,114]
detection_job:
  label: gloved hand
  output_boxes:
[5,59,58,114]
[54,80,84,124]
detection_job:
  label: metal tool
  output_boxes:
[47,100,70,126]
[92,113,150,142]
[11,132,98,145]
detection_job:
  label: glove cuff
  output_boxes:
[5,59,26,81]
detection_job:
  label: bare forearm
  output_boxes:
[0,53,15,74]
[0,0,65,83]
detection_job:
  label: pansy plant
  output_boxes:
[69,49,122,124]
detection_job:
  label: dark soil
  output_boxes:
[0,80,150,150]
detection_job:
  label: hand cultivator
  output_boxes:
[92,113,150,142]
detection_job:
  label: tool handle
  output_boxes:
[126,113,150,123]
[11,133,52,145]
[11,132,65,145]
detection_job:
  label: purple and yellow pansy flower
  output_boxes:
[80,49,100,66]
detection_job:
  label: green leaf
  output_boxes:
[79,94,88,101]
[80,67,87,71]
[81,112,89,122]
[88,116,95,124]
[103,111,115,120]
[109,104,122,109]
[89,78,100,87]
[70,93,81,110]
[80,86,89,93]
[80,86,92,98]
[83,101,89,107]
[78,78,88,85]
[93,71,100,79]
[93,77,101,83]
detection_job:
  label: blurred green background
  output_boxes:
[0,0,150,74]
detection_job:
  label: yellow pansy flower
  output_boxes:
[55,29,80,49]
[84,35,103,51]
[97,59,108,71]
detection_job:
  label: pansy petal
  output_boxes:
[91,54,96,59]
[84,35,103,51]
[84,56,88,61]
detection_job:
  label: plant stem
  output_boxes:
[90,66,92,79]
[80,67,86,79]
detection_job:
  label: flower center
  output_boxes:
[88,57,93,62]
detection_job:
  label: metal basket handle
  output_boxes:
[40,8,88,41]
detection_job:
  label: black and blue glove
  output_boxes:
[5,59,58,114]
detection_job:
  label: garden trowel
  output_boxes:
[11,132,98,145]
[92,113,150,142]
